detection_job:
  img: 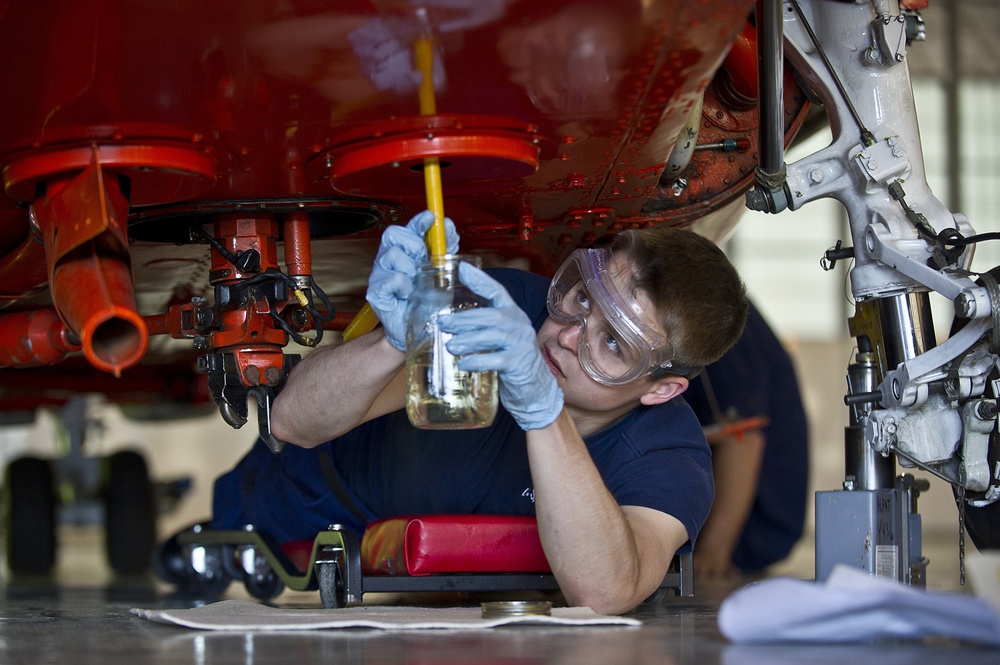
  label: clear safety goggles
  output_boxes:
[546,248,682,386]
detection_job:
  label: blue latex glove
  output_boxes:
[366,211,459,350]
[347,18,447,94]
[440,263,564,431]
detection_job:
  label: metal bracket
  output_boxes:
[864,222,989,315]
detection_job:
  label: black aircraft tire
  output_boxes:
[104,450,157,575]
[3,456,57,575]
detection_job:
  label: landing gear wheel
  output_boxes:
[318,560,345,609]
[3,457,57,575]
[104,450,157,575]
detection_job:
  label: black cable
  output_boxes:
[195,226,244,267]
[201,228,337,348]
[269,308,307,345]
[306,275,336,323]
[887,180,1000,264]
[260,273,333,348]
[934,229,1000,247]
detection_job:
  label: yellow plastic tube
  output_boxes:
[344,33,446,343]
[414,34,448,258]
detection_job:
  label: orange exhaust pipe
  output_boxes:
[33,150,148,377]
[49,252,148,376]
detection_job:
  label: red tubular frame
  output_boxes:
[0,234,49,300]
[32,152,148,377]
[0,309,80,366]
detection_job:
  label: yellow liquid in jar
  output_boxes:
[406,337,498,429]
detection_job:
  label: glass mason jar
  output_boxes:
[405,254,498,429]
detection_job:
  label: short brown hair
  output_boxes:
[608,226,747,372]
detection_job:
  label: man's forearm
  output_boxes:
[271,328,405,447]
[525,410,686,614]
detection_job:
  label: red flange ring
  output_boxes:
[3,142,217,206]
[325,131,540,179]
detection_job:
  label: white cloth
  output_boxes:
[965,551,1000,614]
[718,565,1000,647]
[133,600,640,632]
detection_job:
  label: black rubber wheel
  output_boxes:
[318,560,345,609]
[232,545,285,601]
[3,456,57,575]
[221,544,246,581]
[152,528,191,586]
[104,450,157,575]
[193,544,234,597]
[244,568,285,601]
[152,527,233,598]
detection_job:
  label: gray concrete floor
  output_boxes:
[0,526,997,664]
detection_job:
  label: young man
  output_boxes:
[210,211,747,614]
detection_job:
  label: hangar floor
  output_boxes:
[0,526,997,665]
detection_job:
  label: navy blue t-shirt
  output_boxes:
[683,303,809,571]
[211,269,714,552]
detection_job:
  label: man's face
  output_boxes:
[537,259,666,411]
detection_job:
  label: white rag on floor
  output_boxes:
[133,600,641,631]
[718,565,1000,647]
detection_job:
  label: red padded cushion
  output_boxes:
[361,515,551,576]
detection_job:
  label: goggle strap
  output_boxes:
[652,362,702,380]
